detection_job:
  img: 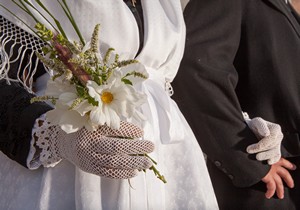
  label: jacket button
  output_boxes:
[222,168,228,174]
[214,161,221,167]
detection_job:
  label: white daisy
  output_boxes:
[86,79,146,129]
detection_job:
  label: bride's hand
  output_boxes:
[243,113,283,165]
[34,120,155,179]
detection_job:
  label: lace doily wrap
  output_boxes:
[0,15,49,93]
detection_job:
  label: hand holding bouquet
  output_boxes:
[1,0,166,183]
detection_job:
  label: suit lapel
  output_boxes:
[264,0,300,37]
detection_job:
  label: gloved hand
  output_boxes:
[34,120,155,179]
[243,112,283,165]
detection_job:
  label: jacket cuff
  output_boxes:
[13,102,52,167]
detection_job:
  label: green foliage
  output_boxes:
[121,78,133,85]
[35,23,54,41]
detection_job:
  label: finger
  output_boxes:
[255,147,280,161]
[277,167,294,189]
[247,135,280,153]
[246,141,270,153]
[95,137,155,154]
[274,174,284,199]
[83,165,138,179]
[278,158,297,171]
[248,117,270,137]
[264,178,276,199]
[96,121,144,138]
[93,153,153,170]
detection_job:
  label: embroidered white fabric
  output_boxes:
[27,115,49,169]
[243,112,283,165]
[33,120,61,168]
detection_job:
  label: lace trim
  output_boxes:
[27,114,44,169]
[30,115,62,168]
[0,15,49,93]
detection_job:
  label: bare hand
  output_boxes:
[291,0,300,14]
[261,158,297,199]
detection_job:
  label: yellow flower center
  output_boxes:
[101,91,114,104]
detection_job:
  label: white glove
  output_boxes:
[34,120,155,179]
[243,112,283,165]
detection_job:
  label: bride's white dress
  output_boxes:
[0,0,218,209]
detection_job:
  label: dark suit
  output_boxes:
[173,0,300,209]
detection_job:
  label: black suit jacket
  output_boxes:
[173,0,300,208]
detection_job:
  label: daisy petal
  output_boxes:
[75,100,93,116]
[90,107,105,125]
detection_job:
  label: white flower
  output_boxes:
[45,77,96,133]
[46,102,91,134]
[86,79,146,129]
[45,76,76,97]
[43,47,148,133]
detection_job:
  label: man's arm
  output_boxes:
[173,0,270,187]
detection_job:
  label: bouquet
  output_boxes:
[0,0,166,183]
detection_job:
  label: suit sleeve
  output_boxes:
[0,22,52,167]
[173,0,270,187]
[0,81,52,167]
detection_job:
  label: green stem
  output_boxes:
[149,165,167,184]
[32,0,68,39]
[144,154,166,183]
[145,154,157,165]
[21,0,61,35]
[12,0,39,22]
[58,0,85,45]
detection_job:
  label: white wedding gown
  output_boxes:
[0,0,218,209]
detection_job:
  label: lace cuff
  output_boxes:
[28,115,62,169]
[27,117,42,169]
